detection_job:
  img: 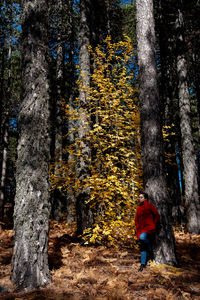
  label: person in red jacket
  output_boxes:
[135,192,160,272]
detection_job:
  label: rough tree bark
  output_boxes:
[175,2,200,234]
[136,0,177,265]
[76,0,93,236]
[11,0,51,290]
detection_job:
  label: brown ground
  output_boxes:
[0,221,200,300]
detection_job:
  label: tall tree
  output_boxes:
[11,0,51,290]
[0,37,11,221]
[0,6,10,221]
[157,0,182,223]
[175,0,200,234]
[0,113,9,221]
[0,3,6,142]
[76,0,93,236]
[65,0,77,224]
[51,0,66,220]
[135,0,177,265]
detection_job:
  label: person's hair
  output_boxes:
[140,192,148,201]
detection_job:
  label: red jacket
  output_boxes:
[135,200,160,239]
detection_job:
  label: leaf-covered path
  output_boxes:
[0,221,200,299]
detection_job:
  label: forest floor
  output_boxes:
[0,221,200,300]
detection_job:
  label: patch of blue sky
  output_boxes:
[121,0,135,6]
[176,147,182,190]
[0,2,22,47]
[9,118,18,131]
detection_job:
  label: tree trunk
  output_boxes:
[0,29,12,222]
[105,0,111,35]
[175,2,200,234]
[51,0,66,220]
[194,71,200,195]
[55,0,64,158]
[136,0,177,265]
[189,10,200,195]
[0,33,6,147]
[0,114,9,221]
[76,0,93,236]
[65,0,77,225]
[11,0,51,290]
[158,0,182,223]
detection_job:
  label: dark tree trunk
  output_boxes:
[65,0,77,225]
[76,0,93,236]
[136,0,177,265]
[51,0,66,220]
[11,0,51,290]
[192,61,200,179]
[0,30,12,222]
[0,34,6,146]
[158,0,182,223]
[177,136,185,196]
[175,2,200,234]
[193,65,200,194]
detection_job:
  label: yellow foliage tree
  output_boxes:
[50,36,143,247]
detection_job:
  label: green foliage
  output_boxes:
[50,36,142,246]
[121,2,136,45]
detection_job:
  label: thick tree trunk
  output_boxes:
[136,0,177,265]
[176,4,200,234]
[177,55,200,233]
[158,0,182,223]
[76,0,93,236]
[11,0,51,290]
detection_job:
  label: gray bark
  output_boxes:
[11,0,51,290]
[55,0,64,156]
[76,0,93,236]
[176,5,200,234]
[136,0,177,265]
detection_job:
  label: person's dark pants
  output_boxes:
[139,232,152,265]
